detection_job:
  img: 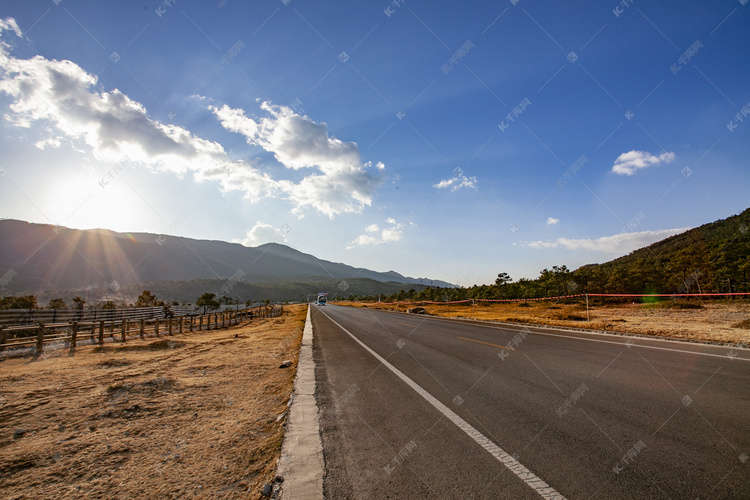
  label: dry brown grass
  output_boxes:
[0,304,307,499]
[346,300,750,345]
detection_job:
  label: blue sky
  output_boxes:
[0,0,748,286]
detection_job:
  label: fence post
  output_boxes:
[586,294,590,322]
[36,324,45,353]
[139,319,144,339]
[70,321,78,349]
[0,326,5,351]
[199,316,203,331]
[168,318,173,336]
[121,320,127,343]
[222,313,225,329]
[178,317,183,335]
[99,320,104,345]
[190,316,194,332]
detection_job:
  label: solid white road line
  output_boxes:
[319,307,566,500]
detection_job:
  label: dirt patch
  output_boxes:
[93,339,186,352]
[553,313,587,321]
[343,300,750,345]
[98,358,133,368]
[0,304,306,499]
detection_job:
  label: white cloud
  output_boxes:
[0,25,275,196]
[381,227,402,243]
[0,20,384,219]
[0,43,228,175]
[522,227,690,253]
[349,234,381,247]
[611,150,676,175]
[0,18,22,38]
[210,102,385,217]
[233,222,287,247]
[433,173,477,191]
[547,217,559,225]
[346,217,415,249]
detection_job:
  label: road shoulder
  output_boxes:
[278,305,324,499]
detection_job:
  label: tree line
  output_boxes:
[350,209,750,303]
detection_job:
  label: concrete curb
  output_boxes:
[277,305,324,499]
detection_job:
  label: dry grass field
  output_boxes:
[345,299,750,345]
[0,304,306,499]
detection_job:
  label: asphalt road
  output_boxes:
[311,304,750,499]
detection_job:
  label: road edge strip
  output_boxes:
[278,305,324,499]
[318,307,567,500]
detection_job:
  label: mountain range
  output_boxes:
[0,220,452,303]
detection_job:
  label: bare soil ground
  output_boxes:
[347,300,750,345]
[0,304,306,499]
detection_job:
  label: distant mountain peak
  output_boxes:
[0,220,454,295]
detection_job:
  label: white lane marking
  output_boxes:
[319,308,566,500]
[358,308,749,362]
[515,330,749,361]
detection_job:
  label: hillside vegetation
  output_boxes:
[355,208,750,302]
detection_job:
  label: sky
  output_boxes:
[0,0,748,287]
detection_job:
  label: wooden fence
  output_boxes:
[0,306,281,353]
[0,305,203,327]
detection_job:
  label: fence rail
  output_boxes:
[0,306,282,354]
[0,304,260,327]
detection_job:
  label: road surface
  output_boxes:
[311,304,750,499]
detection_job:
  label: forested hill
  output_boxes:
[571,207,750,294]
[365,208,750,302]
